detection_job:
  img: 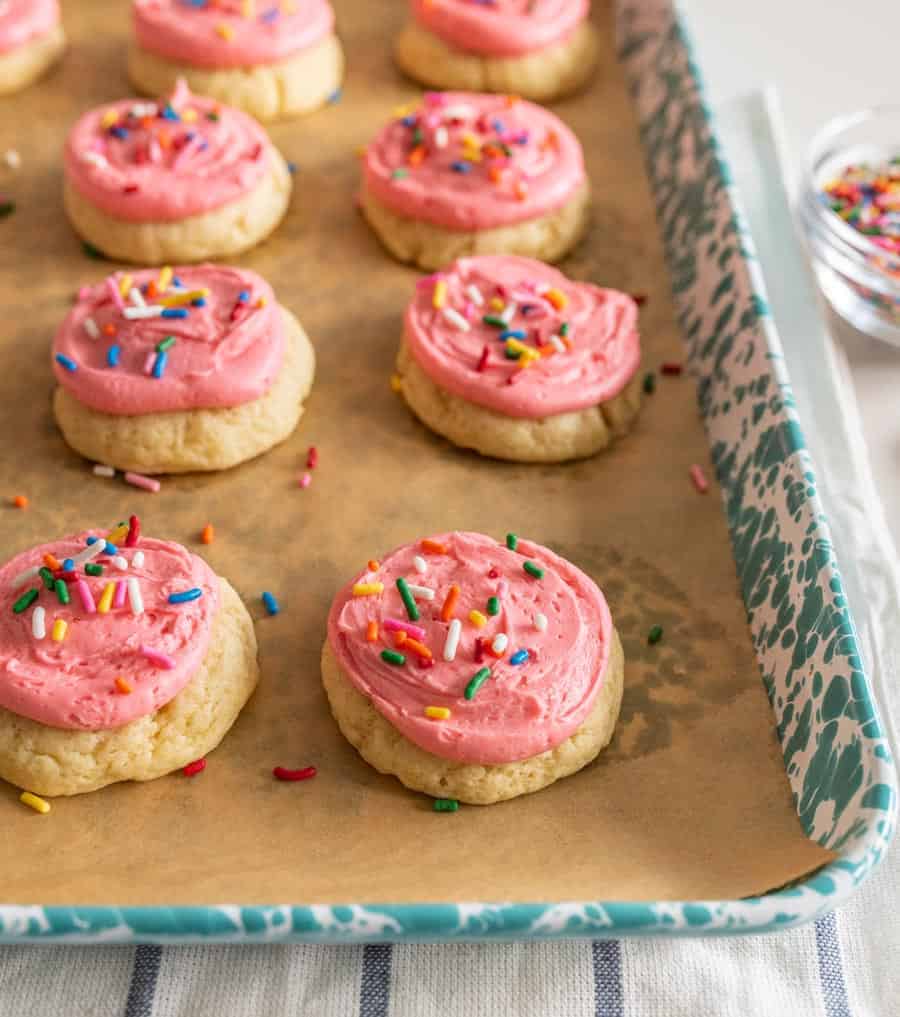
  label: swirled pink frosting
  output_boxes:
[363,92,585,230]
[411,0,588,58]
[0,532,218,731]
[327,531,613,765]
[0,0,59,54]
[133,0,334,69]
[64,82,274,222]
[405,255,640,417]
[52,265,285,415]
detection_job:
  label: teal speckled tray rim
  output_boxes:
[1,0,896,943]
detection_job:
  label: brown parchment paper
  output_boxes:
[0,0,832,907]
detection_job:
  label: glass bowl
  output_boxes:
[800,106,900,345]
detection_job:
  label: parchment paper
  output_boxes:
[0,0,832,906]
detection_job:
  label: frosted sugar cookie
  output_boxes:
[360,91,590,270]
[0,0,65,95]
[0,521,259,796]
[63,81,291,264]
[129,0,344,121]
[395,0,598,103]
[52,264,315,474]
[395,255,641,461]
[323,531,624,805]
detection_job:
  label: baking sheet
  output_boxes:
[0,0,832,906]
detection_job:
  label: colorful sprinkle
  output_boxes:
[425,706,451,720]
[413,555,427,574]
[690,464,709,493]
[396,577,419,621]
[648,624,664,645]
[433,798,459,812]
[51,619,67,642]
[365,620,379,642]
[169,588,202,604]
[12,494,28,509]
[421,539,447,554]
[201,523,214,544]
[31,606,45,639]
[406,583,434,600]
[491,633,509,655]
[384,618,427,640]
[127,577,144,615]
[140,645,175,669]
[115,676,133,694]
[381,649,406,666]
[12,588,38,614]
[661,362,683,376]
[97,582,115,614]
[534,612,548,632]
[643,372,656,394]
[432,279,448,309]
[19,791,50,814]
[510,649,529,665]
[443,618,462,661]
[465,667,491,699]
[273,765,317,782]
[54,579,70,606]
[75,579,96,614]
[523,561,543,579]
[124,472,161,493]
[183,758,206,777]
[353,582,384,596]
[55,353,77,372]
[262,591,279,615]
[486,596,499,616]
[468,609,487,628]
[506,533,518,551]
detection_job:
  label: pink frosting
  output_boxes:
[0,532,218,731]
[405,255,640,418]
[0,0,59,54]
[133,0,334,69]
[327,531,613,765]
[363,92,585,231]
[52,265,285,415]
[64,82,273,222]
[411,0,588,58]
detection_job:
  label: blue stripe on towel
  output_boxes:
[124,944,163,1017]
[815,913,852,1017]
[359,944,392,1017]
[592,940,624,1017]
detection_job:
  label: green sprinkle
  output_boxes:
[12,588,38,614]
[39,566,55,590]
[487,596,499,616]
[465,667,491,700]
[396,577,419,621]
[82,241,104,259]
[412,128,424,146]
[206,111,219,121]
[391,168,409,179]
[643,372,656,395]
[54,579,70,606]
[156,335,176,352]
[506,533,518,551]
[433,799,459,812]
[560,322,570,337]
[523,561,543,580]
[85,563,103,577]
[0,201,14,219]
[648,624,664,645]
[381,649,406,666]
[505,346,522,360]
[482,315,506,328]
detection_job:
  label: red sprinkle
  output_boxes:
[125,514,141,547]
[661,362,683,376]
[306,446,318,469]
[273,766,317,782]
[487,567,499,579]
[474,637,484,663]
[476,345,490,372]
[689,464,709,494]
[631,293,648,306]
[183,758,206,777]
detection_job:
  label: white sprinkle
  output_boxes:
[127,577,144,616]
[442,307,470,332]
[4,149,21,170]
[83,317,100,339]
[500,302,518,325]
[71,540,105,567]
[413,555,427,575]
[549,334,566,353]
[491,633,509,654]
[12,565,40,589]
[92,464,115,478]
[32,606,45,640]
[442,104,475,120]
[434,126,449,149]
[534,612,548,632]
[466,284,484,307]
[82,151,107,168]
[407,584,435,600]
[129,286,146,307]
[443,619,462,662]
[112,556,128,571]
[123,305,163,320]
[132,551,145,568]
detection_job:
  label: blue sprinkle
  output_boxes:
[327,88,342,105]
[152,351,168,380]
[492,118,505,133]
[510,649,529,665]
[103,542,117,556]
[287,161,297,175]
[238,290,250,302]
[260,7,280,22]
[499,329,526,341]
[110,126,129,140]
[62,559,74,572]
[168,588,203,604]
[161,104,180,122]
[262,591,279,616]
[55,353,77,372]
[106,344,120,367]
[401,115,418,127]
[451,160,471,173]
[192,298,206,307]
[161,308,188,319]
[173,275,183,286]
[86,536,98,545]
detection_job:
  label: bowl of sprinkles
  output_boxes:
[801,105,900,344]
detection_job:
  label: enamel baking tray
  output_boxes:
[0,0,895,942]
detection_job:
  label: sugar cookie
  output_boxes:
[0,0,65,96]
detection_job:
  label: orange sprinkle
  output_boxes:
[544,288,568,311]
[504,94,521,106]
[440,584,460,622]
[201,523,214,545]
[421,539,447,555]
[394,630,408,647]
[115,676,133,694]
[408,146,426,166]
[489,167,504,184]
[256,296,267,308]
[12,495,28,509]
[514,181,529,201]
[43,553,61,571]
[365,620,378,642]
[367,559,380,572]
[140,116,154,130]
[103,323,116,337]
[403,637,432,660]
[156,128,172,150]
[146,280,158,299]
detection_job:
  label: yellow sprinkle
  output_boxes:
[489,297,504,311]
[20,791,50,814]
[157,266,173,292]
[353,582,384,597]
[392,103,416,119]
[51,619,67,642]
[97,582,115,615]
[544,288,568,310]
[159,288,210,307]
[118,274,133,298]
[101,109,119,129]
[461,132,481,148]
[107,522,129,544]
[432,280,447,309]
[256,296,268,308]
[390,373,403,393]
[461,147,482,163]
[182,108,198,123]
[216,22,235,41]
[469,610,487,628]
[425,706,451,720]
